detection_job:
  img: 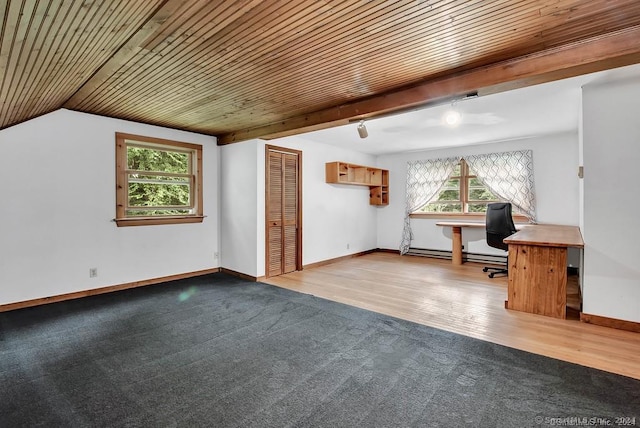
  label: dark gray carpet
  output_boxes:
[1,273,638,427]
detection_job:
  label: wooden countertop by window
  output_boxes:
[503,225,584,248]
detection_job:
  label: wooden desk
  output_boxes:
[435,221,485,265]
[504,225,584,319]
[436,221,525,265]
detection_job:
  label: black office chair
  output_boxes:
[482,202,518,278]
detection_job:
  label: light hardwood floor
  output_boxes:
[264,252,640,380]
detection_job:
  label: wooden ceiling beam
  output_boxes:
[217,25,640,145]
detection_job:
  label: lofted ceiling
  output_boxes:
[2,0,640,145]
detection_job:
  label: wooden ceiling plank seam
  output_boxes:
[141,0,268,55]
[66,0,274,112]
[25,0,119,115]
[254,3,584,97]
[30,1,153,116]
[230,0,498,79]
[6,0,125,123]
[4,0,55,125]
[0,0,27,96]
[6,0,80,125]
[17,0,99,118]
[561,0,640,22]
[139,0,213,52]
[0,0,24,72]
[236,33,640,135]
[0,0,39,125]
[142,0,536,118]
[224,1,547,95]
[0,0,13,68]
[98,0,416,114]
[92,0,488,122]
[538,0,640,30]
[120,0,350,120]
[58,0,171,111]
[157,40,536,128]
[537,0,632,18]
[48,2,159,115]
[89,0,430,122]
[8,0,77,125]
[61,0,186,110]
[216,24,640,144]
[540,4,640,42]
[196,0,640,125]
[150,1,552,124]
[148,6,640,132]
[58,2,156,91]
[149,0,462,108]
[0,0,27,122]
[76,0,324,115]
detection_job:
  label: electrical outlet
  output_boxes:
[214,251,219,259]
[347,243,350,250]
[89,268,98,278]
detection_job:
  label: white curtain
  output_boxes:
[465,150,537,222]
[400,157,460,254]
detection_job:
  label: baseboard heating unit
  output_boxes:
[406,247,507,265]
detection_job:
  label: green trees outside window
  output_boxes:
[126,145,192,216]
[419,160,498,213]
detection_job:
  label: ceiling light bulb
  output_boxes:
[357,121,368,138]
[444,109,462,126]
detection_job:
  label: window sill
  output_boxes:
[114,215,205,227]
[410,212,529,222]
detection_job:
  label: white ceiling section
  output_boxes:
[289,63,640,155]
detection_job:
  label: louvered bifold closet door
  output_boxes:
[282,153,298,274]
[266,148,300,278]
[267,151,284,277]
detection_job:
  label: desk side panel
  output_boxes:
[507,244,567,319]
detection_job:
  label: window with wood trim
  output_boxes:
[416,159,499,214]
[115,133,203,227]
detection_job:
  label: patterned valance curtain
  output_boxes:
[399,157,460,254]
[465,150,537,222]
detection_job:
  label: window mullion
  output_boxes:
[461,160,468,213]
[126,169,191,179]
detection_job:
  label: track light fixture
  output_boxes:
[357,120,368,138]
[348,91,477,136]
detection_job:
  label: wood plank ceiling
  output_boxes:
[2,0,640,144]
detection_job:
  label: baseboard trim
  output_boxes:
[0,268,221,313]
[580,313,640,333]
[303,249,376,270]
[375,248,400,254]
[220,268,266,282]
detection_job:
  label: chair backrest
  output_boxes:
[485,202,518,251]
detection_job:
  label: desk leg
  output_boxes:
[452,226,463,265]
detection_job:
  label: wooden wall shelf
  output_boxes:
[325,161,389,206]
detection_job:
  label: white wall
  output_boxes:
[582,78,640,323]
[219,136,378,277]
[0,109,219,305]
[376,133,580,262]
[219,139,261,276]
